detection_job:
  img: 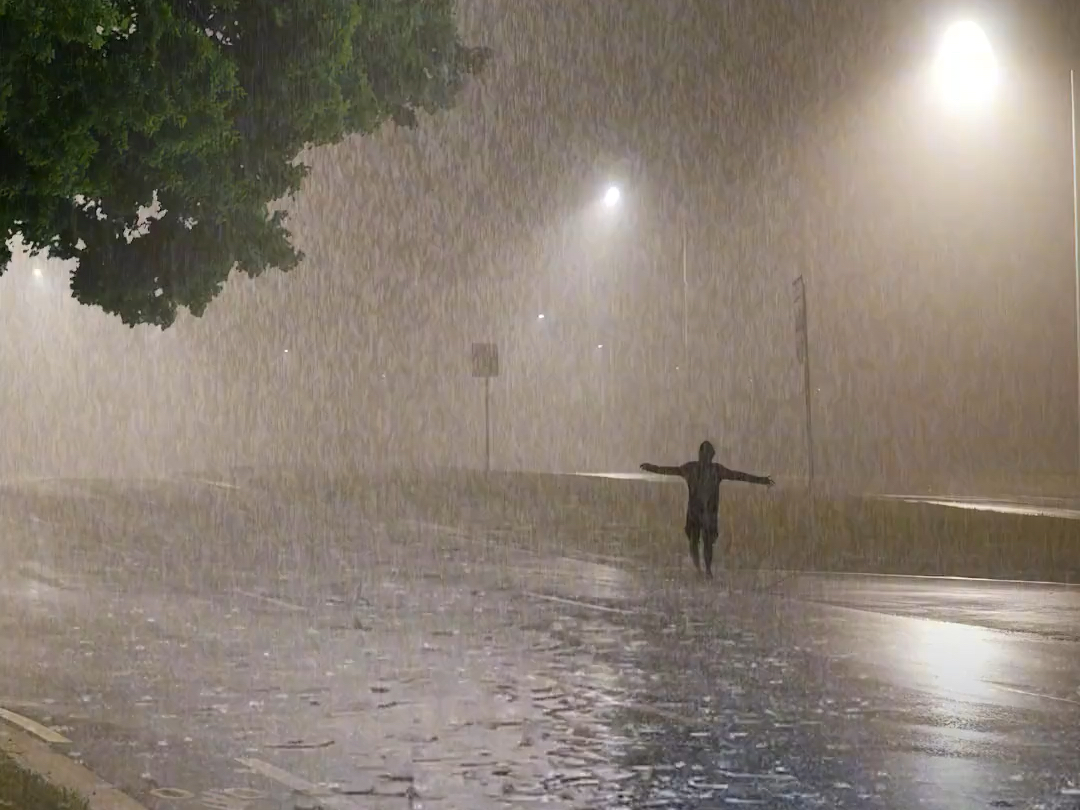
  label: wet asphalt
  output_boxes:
[0,475,1078,810]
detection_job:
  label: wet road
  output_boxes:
[0,475,1079,809]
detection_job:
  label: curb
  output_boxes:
[0,722,149,810]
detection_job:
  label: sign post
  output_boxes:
[471,342,499,472]
[792,277,815,491]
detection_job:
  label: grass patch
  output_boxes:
[383,471,1080,584]
[165,467,1080,585]
[0,750,88,810]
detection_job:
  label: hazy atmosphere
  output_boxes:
[5,0,1080,486]
[7,4,1080,809]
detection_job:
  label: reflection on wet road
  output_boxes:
[876,494,1080,520]
[0,477,1078,809]
[526,557,1080,809]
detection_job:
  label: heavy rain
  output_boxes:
[2,2,1080,809]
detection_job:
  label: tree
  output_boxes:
[0,0,489,327]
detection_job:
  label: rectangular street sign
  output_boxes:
[471,342,499,378]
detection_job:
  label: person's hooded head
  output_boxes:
[698,440,716,463]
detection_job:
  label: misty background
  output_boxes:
[4,0,1080,488]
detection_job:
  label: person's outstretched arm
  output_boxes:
[719,465,774,487]
[640,462,686,476]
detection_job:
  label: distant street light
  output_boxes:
[933,20,999,110]
[602,184,621,208]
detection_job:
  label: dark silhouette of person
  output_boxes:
[640,440,774,577]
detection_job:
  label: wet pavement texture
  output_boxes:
[0,476,1079,809]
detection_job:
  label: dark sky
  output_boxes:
[6,0,1080,485]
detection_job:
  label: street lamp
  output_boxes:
[933,20,999,111]
[602,184,621,208]
[933,21,1080,476]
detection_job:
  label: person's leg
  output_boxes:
[702,529,719,578]
[684,523,701,572]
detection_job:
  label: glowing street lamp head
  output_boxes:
[933,20,999,111]
[602,184,621,208]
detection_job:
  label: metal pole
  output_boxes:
[1070,69,1080,479]
[794,276,815,491]
[600,347,608,456]
[803,313,815,491]
[484,376,492,472]
[681,223,688,375]
[681,221,690,450]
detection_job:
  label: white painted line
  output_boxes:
[236,758,361,810]
[233,589,307,612]
[187,478,241,490]
[989,684,1080,707]
[522,591,638,615]
[0,725,148,810]
[0,707,71,744]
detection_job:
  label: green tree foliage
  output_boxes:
[0,0,489,326]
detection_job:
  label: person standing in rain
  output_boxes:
[640,440,774,578]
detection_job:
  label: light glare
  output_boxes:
[934,21,999,111]
[602,185,621,208]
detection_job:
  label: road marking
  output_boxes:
[990,683,1080,707]
[0,707,71,744]
[522,591,638,615]
[0,725,149,810]
[235,758,361,810]
[233,590,306,612]
[187,478,241,491]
